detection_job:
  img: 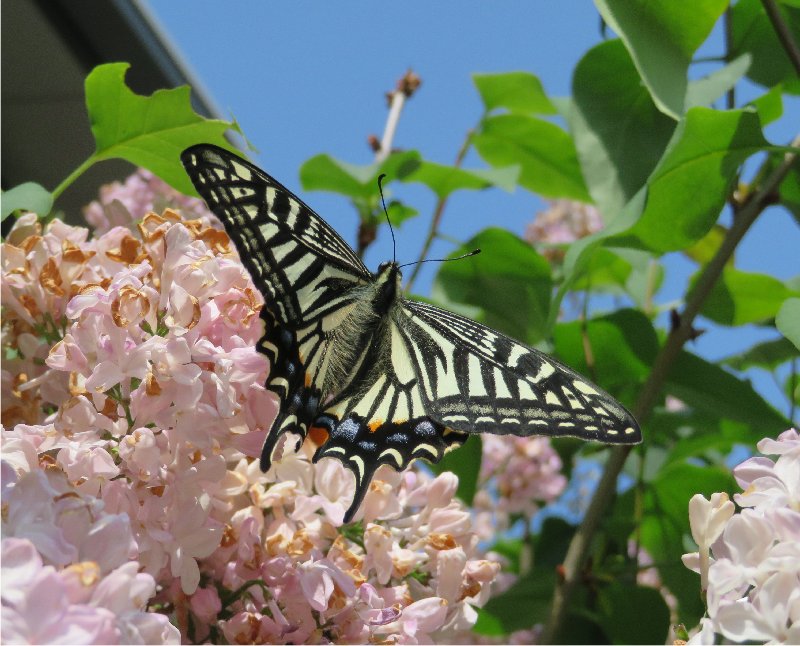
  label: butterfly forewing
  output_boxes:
[182,144,371,326]
[181,144,641,524]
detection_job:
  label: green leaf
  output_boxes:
[683,224,730,265]
[476,566,556,633]
[473,114,591,201]
[570,247,635,293]
[472,71,557,115]
[385,200,418,227]
[433,228,553,343]
[569,39,676,220]
[1,182,53,220]
[598,584,671,645]
[723,337,800,371]
[777,297,800,350]
[612,107,770,252]
[428,435,481,506]
[731,0,800,93]
[698,267,798,326]
[550,187,648,331]
[636,462,736,626]
[472,609,505,637]
[85,63,235,195]
[776,155,800,224]
[553,309,658,400]
[571,247,664,310]
[665,349,790,432]
[534,517,575,568]
[748,84,785,125]
[786,372,800,405]
[594,0,729,117]
[685,54,752,109]
[300,151,421,200]
[403,159,519,199]
[660,415,761,467]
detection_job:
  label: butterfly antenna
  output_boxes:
[398,248,481,270]
[377,174,397,264]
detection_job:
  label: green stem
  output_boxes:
[724,7,736,110]
[404,127,474,293]
[51,154,97,202]
[540,134,800,644]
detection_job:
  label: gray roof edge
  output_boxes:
[116,0,229,122]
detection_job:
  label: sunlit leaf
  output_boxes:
[777,297,800,350]
[683,224,729,265]
[1,182,53,220]
[385,200,418,227]
[731,0,800,93]
[698,267,798,326]
[594,0,729,117]
[685,54,752,109]
[569,39,675,220]
[473,114,591,200]
[85,63,235,195]
[551,187,648,331]
[723,337,800,371]
[403,159,519,198]
[612,107,770,252]
[748,84,785,125]
[473,71,557,115]
[300,151,421,200]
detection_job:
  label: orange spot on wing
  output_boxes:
[368,419,384,433]
[305,372,312,387]
[308,426,329,447]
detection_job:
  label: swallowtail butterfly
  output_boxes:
[182,144,641,522]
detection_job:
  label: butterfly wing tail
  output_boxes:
[310,411,468,523]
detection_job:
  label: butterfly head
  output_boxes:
[374,261,403,315]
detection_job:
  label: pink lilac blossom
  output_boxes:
[682,429,800,645]
[82,169,213,235]
[0,170,531,643]
[474,435,567,534]
[525,199,603,262]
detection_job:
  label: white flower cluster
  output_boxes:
[682,429,800,644]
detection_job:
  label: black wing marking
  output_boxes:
[312,413,467,523]
[181,144,371,326]
[398,299,641,444]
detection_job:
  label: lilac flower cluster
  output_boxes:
[524,199,603,262]
[474,435,566,534]
[682,429,800,644]
[1,182,519,642]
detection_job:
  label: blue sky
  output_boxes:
[146,1,799,417]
